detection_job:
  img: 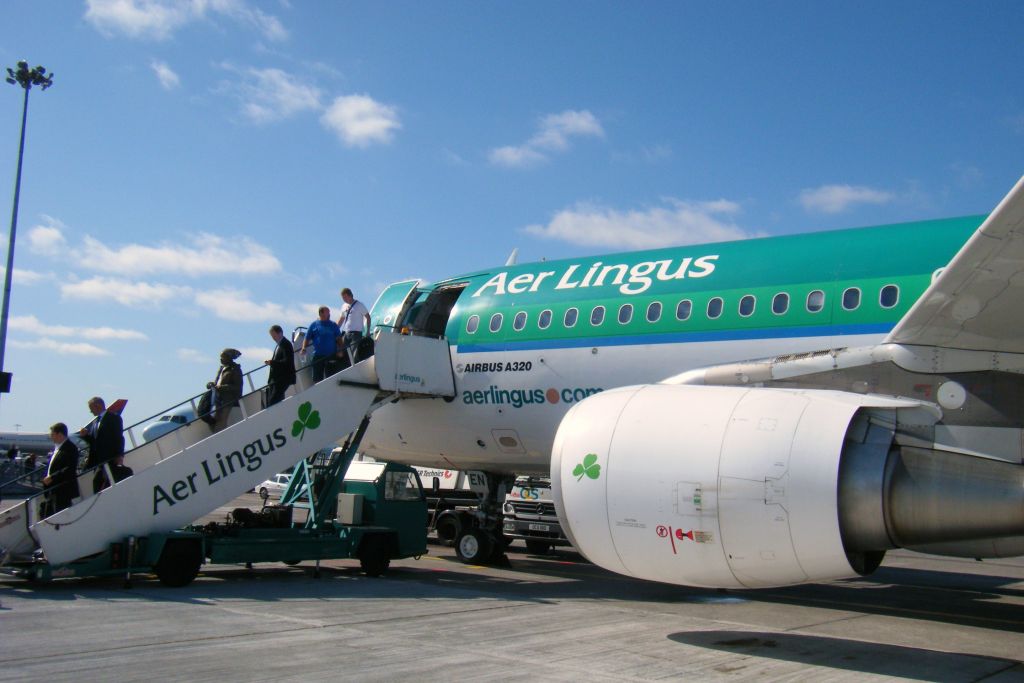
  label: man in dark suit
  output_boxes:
[79,396,125,493]
[264,324,296,407]
[43,422,80,514]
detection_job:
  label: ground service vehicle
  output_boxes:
[0,332,449,586]
[2,431,427,586]
[502,476,570,555]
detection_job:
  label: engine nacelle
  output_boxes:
[550,384,927,589]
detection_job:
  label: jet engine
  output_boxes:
[550,384,1024,589]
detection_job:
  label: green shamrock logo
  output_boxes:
[291,401,321,441]
[572,453,601,481]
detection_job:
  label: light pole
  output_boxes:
[0,61,53,395]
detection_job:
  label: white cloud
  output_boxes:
[0,268,47,286]
[490,109,604,168]
[10,315,148,341]
[61,276,193,307]
[238,345,273,366]
[79,233,281,277]
[488,146,545,168]
[213,0,288,42]
[11,338,110,356]
[799,184,894,214]
[523,198,754,250]
[84,0,287,42]
[194,287,313,325]
[27,216,68,256]
[320,95,401,148]
[219,65,322,124]
[150,60,180,90]
[176,348,209,364]
[530,110,604,151]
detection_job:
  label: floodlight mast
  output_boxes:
[0,61,53,396]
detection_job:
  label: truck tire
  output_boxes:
[525,539,552,555]
[434,513,461,546]
[455,529,492,564]
[154,539,202,587]
[359,536,391,577]
[258,487,269,498]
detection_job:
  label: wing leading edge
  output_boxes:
[885,175,1024,353]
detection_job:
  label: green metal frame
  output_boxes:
[279,415,371,528]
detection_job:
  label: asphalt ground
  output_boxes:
[1,493,1022,682]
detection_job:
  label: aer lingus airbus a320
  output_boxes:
[358,174,1024,588]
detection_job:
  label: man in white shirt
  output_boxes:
[337,287,371,365]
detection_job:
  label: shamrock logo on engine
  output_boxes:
[573,453,601,481]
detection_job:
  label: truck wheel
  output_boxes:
[455,529,492,564]
[525,540,552,555]
[359,536,391,577]
[258,487,269,498]
[154,540,202,587]
[434,514,461,546]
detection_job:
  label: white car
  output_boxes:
[257,473,291,498]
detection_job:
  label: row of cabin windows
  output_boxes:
[465,284,901,334]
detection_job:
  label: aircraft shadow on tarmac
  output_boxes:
[746,564,1024,635]
[667,631,1022,681]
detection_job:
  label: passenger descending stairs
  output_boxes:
[0,333,454,567]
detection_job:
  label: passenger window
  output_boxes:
[842,287,861,311]
[538,309,552,329]
[646,301,662,323]
[618,304,633,324]
[676,300,692,321]
[772,293,789,315]
[513,311,527,331]
[707,297,723,319]
[880,285,899,309]
[591,306,605,326]
[564,308,578,328]
[489,313,503,333]
[738,295,755,317]
[806,290,825,313]
[466,315,479,334]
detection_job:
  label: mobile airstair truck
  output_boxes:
[0,332,453,586]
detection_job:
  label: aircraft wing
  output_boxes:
[885,175,1024,353]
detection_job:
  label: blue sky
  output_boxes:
[0,0,1021,433]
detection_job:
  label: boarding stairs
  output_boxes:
[0,332,454,567]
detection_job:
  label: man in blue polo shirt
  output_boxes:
[300,306,342,383]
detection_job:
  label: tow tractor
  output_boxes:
[0,331,452,586]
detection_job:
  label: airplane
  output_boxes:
[140,405,197,443]
[353,173,1024,589]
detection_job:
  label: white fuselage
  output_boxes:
[361,331,886,473]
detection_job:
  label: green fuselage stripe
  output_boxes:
[388,215,984,354]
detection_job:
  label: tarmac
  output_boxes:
[1,493,1022,682]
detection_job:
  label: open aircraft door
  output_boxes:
[370,279,422,333]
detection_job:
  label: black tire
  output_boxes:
[434,513,461,546]
[359,535,391,577]
[455,529,493,564]
[154,539,202,587]
[525,539,552,555]
[258,487,268,498]
[282,560,301,566]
